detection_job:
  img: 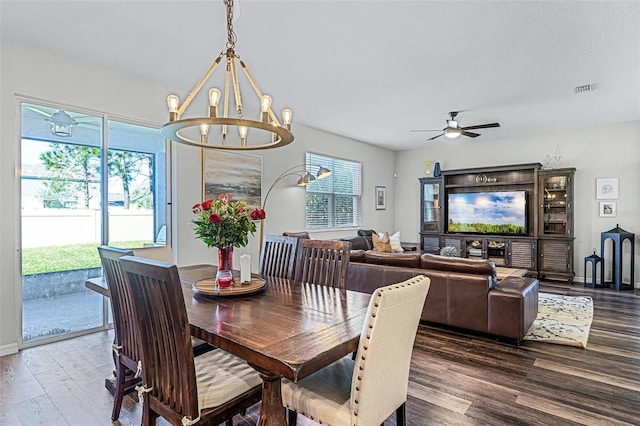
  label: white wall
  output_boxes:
[394,121,640,286]
[0,39,394,353]
[174,125,396,269]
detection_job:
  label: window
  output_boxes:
[305,153,362,229]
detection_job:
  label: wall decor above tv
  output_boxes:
[447,191,527,235]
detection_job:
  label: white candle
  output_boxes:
[240,254,251,284]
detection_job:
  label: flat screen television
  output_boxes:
[447,191,527,235]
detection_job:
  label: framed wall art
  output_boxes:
[596,177,619,199]
[202,149,262,210]
[599,201,616,218]
[375,186,386,210]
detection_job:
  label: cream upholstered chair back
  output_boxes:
[132,246,174,263]
[349,275,430,425]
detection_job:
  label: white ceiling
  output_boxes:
[2,0,639,151]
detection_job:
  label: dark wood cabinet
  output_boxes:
[419,177,443,253]
[537,168,575,282]
[418,163,574,280]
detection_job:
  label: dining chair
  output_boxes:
[97,245,139,421]
[294,239,351,290]
[259,234,299,279]
[119,255,263,426]
[98,245,214,421]
[282,275,431,426]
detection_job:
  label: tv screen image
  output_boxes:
[447,191,527,235]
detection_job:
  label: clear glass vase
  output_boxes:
[216,247,234,288]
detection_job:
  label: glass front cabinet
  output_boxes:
[537,168,576,282]
[539,168,575,237]
[419,177,443,253]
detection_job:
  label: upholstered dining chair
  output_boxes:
[282,275,431,426]
[294,239,351,290]
[259,234,299,279]
[119,255,263,426]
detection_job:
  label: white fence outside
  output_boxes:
[22,209,154,248]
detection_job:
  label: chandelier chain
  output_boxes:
[225,0,237,50]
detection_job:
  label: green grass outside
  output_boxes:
[22,241,148,275]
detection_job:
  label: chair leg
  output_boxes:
[110,360,126,421]
[287,408,297,425]
[396,403,406,426]
[225,419,233,426]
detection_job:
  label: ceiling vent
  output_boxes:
[574,83,597,94]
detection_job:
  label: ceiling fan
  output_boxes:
[24,105,98,137]
[411,111,500,141]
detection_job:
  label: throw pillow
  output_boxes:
[372,232,393,252]
[378,231,404,252]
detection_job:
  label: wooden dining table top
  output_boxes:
[179,264,371,383]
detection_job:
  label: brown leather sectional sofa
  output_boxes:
[282,231,539,341]
[347,250,539,342]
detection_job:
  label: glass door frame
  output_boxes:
[16,95,171,349]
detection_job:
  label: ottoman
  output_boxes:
[488,276,539,341]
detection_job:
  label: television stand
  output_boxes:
[442,235,537,269]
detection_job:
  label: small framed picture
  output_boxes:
[596,177,619,199]
[375,186,386,210]
[599,201,616,217]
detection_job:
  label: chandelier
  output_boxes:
[161,0,294,150]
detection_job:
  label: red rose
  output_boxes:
[238,206,244,213]
[201,199,213,210]
[250,209,266,220]
[208,213,222,224]
[192,203,201,213]
[218,193,232,204]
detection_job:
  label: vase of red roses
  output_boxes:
[192,193,265,288]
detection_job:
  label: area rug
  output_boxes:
[523,292,594,348]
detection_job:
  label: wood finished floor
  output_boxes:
[1,281,639,425]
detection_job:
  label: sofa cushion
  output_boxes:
[339,236,371,251]
[357,229,376,238]
[377,231,403,252]
[420,253,497,286]
[372,232,393,252]
[364,250,422,268]
[349,249,366,263]
[282,231,310,239]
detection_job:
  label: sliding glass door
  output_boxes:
[20,101,168,346]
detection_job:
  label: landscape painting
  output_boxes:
[202,150,262,210]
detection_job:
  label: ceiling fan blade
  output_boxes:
[24,106,52,118]
[410,129,442,132]
[427,133,444,141]
[462,131,480,138]
[461,122,500,131]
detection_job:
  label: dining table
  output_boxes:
[86,263,372,426]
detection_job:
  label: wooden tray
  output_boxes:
[193,277,266,297]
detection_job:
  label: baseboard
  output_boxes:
[0,342,18,357]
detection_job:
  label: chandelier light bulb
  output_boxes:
[209,88,222,107]
[200,124,209,136]
[261,95,272,122]
[167,95,180,113]
[261,95,272,112]
[282,108,292,130]
[239,125,248,147]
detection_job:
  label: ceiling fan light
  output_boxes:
[444,127,461,139]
